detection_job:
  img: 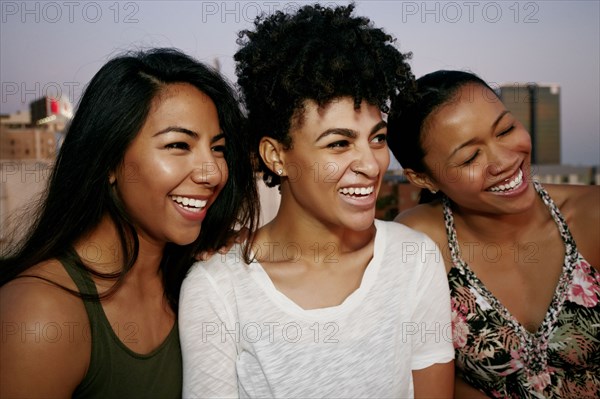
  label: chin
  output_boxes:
[344,214,377,232]
[170,231,202,247]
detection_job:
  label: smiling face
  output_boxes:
[112,83,228,248]
[419,82,536,215]
[273,97,389,232]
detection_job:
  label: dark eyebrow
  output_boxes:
[211,132,225,144]
[315,128,356,143]
[370,120,387,135]
[448,111,510,159]
[153,126,198,139]
[492,110,510,130]
[153,128,225,143]
[314,120,387,143]
[449,138,477,160]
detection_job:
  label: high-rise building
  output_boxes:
[499,83,560,164]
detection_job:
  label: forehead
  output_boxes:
[292,97,383,134]
[422,83,505,148]
[150,83,211,110]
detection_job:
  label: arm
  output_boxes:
[568,185,600,268]
[412,360,454,398]
[179,264,239,399]
[1,278,89,398]
[454,376,491,398]
[409,233,455,397]
[546,184,600,268]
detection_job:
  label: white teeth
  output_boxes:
[171,195,208,209]
[339,186,374,196]
[489,170,523,192]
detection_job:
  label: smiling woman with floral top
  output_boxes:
[389,70,600,398]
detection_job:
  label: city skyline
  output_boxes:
[1,1,598,166]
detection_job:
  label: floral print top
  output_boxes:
[444,181,600,398]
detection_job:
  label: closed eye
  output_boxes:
[165,142,190,151]
[212,144,227,154]
[462,150,480,166]
[498,125,515,137]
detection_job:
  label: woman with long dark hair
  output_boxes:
[1,48,258,398]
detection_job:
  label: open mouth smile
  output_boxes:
[171,195,208,213]
[487,169,524,193]
[338,186,374,197]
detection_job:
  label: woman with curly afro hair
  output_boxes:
[179,4,455,398]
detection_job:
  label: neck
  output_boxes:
[257,194,375,265]
[451,196,548,244]
[74,214,165,278]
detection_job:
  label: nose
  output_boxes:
[484,145,517,178]
[351,143,387,178]
[190,160,224,186]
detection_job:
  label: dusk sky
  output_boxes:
[1,0,598,166]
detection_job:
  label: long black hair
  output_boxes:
[0,48,259,310]
[388,70,496,203]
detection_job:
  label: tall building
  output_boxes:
[499,83,560,164]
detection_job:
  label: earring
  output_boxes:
[277,169,283,176]
[429,189,438,194]
[109,175,116,185]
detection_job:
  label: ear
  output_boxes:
[259,137,286,176]
[403,168,438,193]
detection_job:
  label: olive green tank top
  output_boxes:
[60,251,182,399]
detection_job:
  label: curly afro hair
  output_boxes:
[235,3,415,187]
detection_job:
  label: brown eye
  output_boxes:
[371,133,387,144]
[327,140,349,149]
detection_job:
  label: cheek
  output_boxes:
[317,162,344,183]
[512,122,532,149]
[378,148,390,171]
[217,158,229,188]
[434,164,483,190]
[517,131,532,151]
[286,157,322,184]
[465,164,484,185]
[121,149,178,183]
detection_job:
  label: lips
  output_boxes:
[487,169,524,193]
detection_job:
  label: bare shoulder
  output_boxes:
[545,184,600,268]
[1,259,86,320]
[545,183,600,211]
[1,259,90,398]
[394,201,446,244]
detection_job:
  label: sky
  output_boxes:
[1,0,599,166]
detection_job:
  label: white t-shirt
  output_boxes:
[179,220,454,399]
